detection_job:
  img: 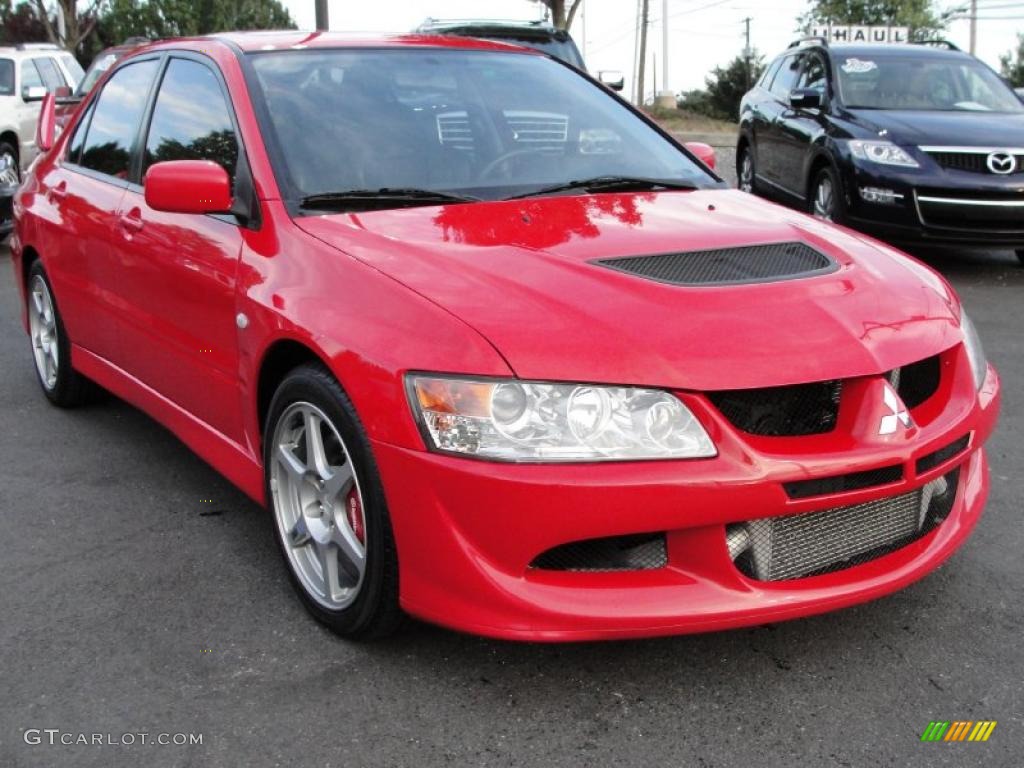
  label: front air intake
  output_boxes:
[595,242,837,287]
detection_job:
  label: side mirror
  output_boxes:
[36,92,56,152]
[684,141,716,171]
[789,88,822,110]
[22,85,48,102]
[144,160,233,214]
[598,70,625,92]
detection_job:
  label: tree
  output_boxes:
[1,0,50,44]
[681,52,765,121]
[800,0,946,40]
[531,0,583,30]
[1001,34,1024,87]
[32,0,103,54]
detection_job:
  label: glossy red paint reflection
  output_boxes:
[144,161,233,215]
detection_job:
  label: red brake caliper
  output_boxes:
[346,489,365,544]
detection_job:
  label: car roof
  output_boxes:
[171,30,544,55]
[820,43,970,60]
[416,18,564,36]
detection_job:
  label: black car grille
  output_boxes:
[596,242,837,287]
[891,354,942,410]
[927,150,1024,176]
[917,435,970,475]
[916,190,1024,232]
[729,469,960,581]
[708,380,842,437]
[784,464,904,500]
[530,533,667,572]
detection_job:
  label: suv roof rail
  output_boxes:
[0,42,61,51]
[419,17,549,29]
[788,36,828,49]
[912,39,960,51]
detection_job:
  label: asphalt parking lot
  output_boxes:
[1,210,1022,766]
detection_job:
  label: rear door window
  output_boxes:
[20,60,44,94]
[759,58,782,89]
[769,55,802,99]
[33,56,66,90]
[78,59,159,179]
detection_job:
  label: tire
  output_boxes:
[809,165,846,224]
[737,144,756,194]
[26,261,93,407]
[1016,249,1024,266]
[263,363,402,639]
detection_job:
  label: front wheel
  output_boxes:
[0,141,19,187]
[737,145,756,194]
[810,165,845,224]
[264,364,402,639]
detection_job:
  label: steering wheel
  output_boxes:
[478,148,548,181]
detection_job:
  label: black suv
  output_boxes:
[414,18,586,70]
[737,39,1024,263]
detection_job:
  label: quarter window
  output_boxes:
[143,58,239,181]
[79,59,159,179]
[0,58,13,96]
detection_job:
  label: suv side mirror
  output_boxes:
[598,70,625,92]
[22,85,48,102]
[789,88,823,110]
[144,160,233,214]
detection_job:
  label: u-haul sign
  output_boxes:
[810,25,910,44]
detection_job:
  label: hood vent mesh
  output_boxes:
[596,242,836,286]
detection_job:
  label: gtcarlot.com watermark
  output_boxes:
[23,729,203,747]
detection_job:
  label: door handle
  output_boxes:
[48,182,67,202]
[119,210,145,234]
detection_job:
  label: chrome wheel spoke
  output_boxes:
[329,519,365,584]
[276,442,307,482]
[322,461,354,503]
[315,542,344,600]
[303,410,330,478]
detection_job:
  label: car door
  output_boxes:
[36,57,162,363]
[758,53,802,187]
[774,52,829,198]
[111,55,246,442]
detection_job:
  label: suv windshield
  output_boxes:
[249,49,713,206]
[837,54,1023,112]
[479,33,585,69]
[76,51,120,96]
[0,58,13,95]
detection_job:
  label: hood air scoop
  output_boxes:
[595,241,838,287]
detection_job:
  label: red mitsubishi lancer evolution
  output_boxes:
[10,32,999,641]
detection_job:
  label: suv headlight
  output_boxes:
[847,140,919,168]
[407,375,717,462]
[961,311,987,390]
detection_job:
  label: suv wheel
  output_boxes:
[810,166,845,223]
[737,145,756,194]
[0,141,19,187]
[264,364,402,639]
[26,262,93,406]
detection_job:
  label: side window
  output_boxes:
[770,54,802,99]
[79,59,159,179]
[798,55,827,94]
[58,53,85,88]
[33,56,66,90]
[0,59,14,96]
[21,60,44,94]
[143,58,239,181]
[759,58,783,89]
[66,101,95,165]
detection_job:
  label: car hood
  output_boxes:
[845,108,1024,147]
[296,189,962,391]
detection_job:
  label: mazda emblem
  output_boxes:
[986,151,1016,175]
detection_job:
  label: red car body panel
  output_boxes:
[9,33,1001,641]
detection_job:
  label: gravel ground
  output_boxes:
[1,222,1021,767]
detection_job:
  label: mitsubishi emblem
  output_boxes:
[879,383,912,435]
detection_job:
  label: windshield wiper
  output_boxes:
[299,188,481,212]
[504,176,700,200]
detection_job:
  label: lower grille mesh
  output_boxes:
[729,469,959,581]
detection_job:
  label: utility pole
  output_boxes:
[656,0,675,108]
[637,0,650,107]
[742,16,752,92]
[315,0,329,31]
[969,0,977,55]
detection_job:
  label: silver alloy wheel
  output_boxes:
[270,401,367,610]
[28,275,59,390]
[739,151,754,193]
[813,175,835,221]
[0,151,18,187]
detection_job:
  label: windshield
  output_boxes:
[837,54,1023,112]
[0,58,12,96]
[248,49,713,206]
[76,52,120,96]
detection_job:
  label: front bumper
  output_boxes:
[375,352,1000,641]
[841,160,1024,248]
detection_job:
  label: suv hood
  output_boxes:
[297,189,961,391]
[847,108,1024,147]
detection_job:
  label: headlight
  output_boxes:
[407,375,717,462]
[961,311,987,390]
[847,140,919,168]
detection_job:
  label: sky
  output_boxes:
[279,0,1023,101]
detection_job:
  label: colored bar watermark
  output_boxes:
[921,721,997,742]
